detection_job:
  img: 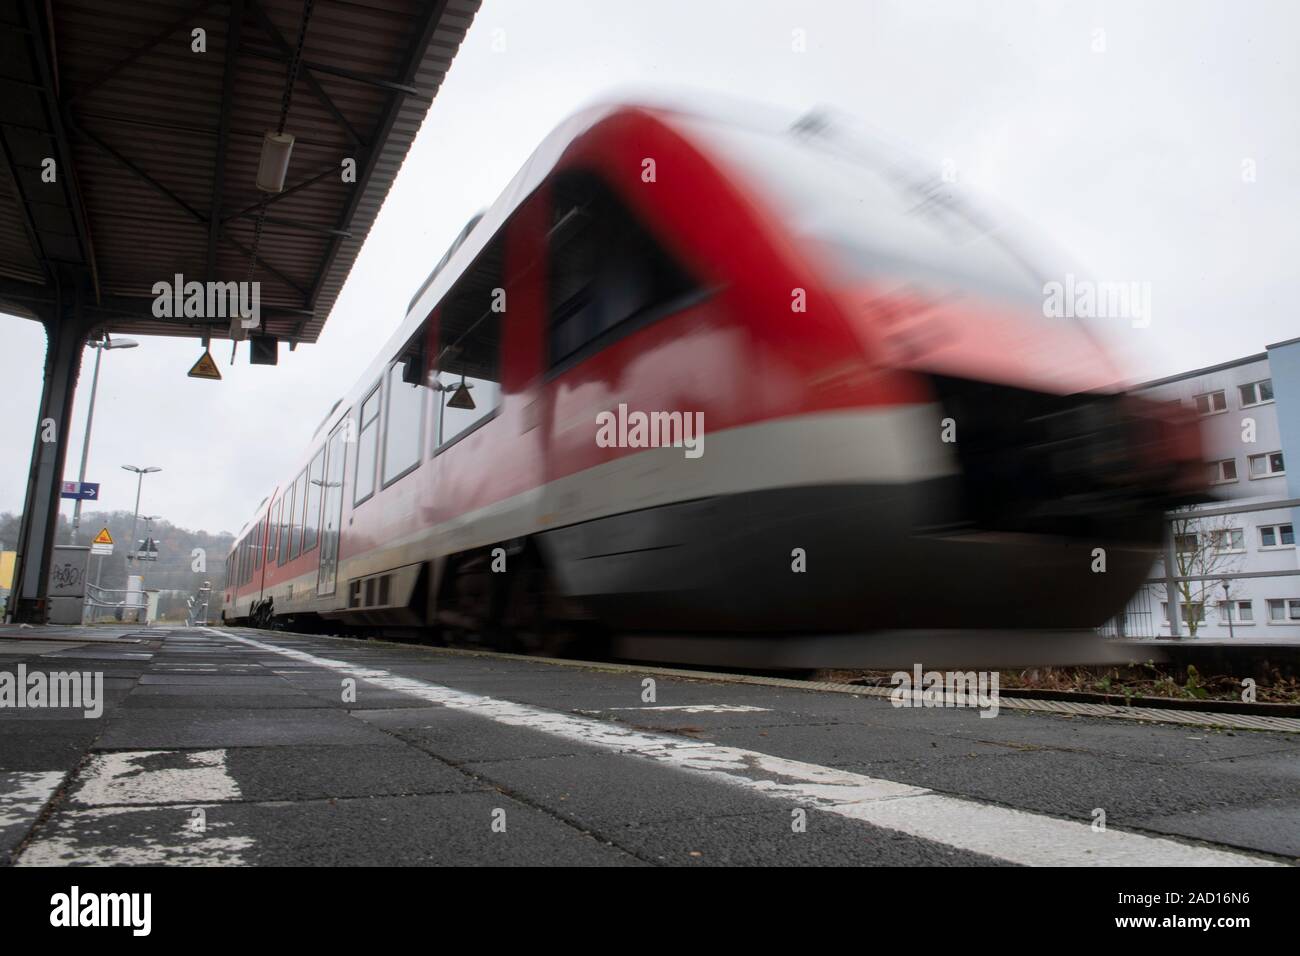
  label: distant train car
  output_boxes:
[223,101,1203,653]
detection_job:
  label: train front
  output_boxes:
[596,109,1204,642]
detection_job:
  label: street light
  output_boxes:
[1221,579,1235,640]
[122,465,161,561]
[70,336,139,543]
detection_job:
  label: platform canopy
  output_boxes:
[1,0,481,624]
[0,0,481,345]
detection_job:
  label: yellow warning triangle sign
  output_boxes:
[93,527,113,545]
[188,349,222,380]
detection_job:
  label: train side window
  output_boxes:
[383,360,425,486]
[433,234,505,451]
[277,482,293,567]
[253,520,262,571]
[267,499,280,565]
[288,469,306,560]
[303,448,324,552]
[547,171,696,369]
[355,383,382,504]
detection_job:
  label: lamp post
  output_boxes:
[1222,579,1235,640]
[70,336,138,543]
[122,465,162,561]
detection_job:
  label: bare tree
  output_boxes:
[1158,507,1246,637]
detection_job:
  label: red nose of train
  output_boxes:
[842,284,1207,510]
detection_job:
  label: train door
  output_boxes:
[258,495,278,600]
[317,420,348,597]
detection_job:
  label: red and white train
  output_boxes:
[224,100,1204,657]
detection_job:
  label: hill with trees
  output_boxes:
[0,511,233,620]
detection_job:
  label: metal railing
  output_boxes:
[1101,495,1300,639]
[83,582,149,625]
[186,582,212,627]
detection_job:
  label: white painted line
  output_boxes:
[16,805,254,866]
[609,704,771,714]
[0,770,64,831]
[15,751,251,866]
[71,750,242,806]
[207,629,1283,867]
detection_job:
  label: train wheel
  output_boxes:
[499,549,603,659]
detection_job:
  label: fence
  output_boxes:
[1099,495,1300,640]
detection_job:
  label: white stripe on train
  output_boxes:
[231,404,956,617]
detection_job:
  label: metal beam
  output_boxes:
[73,109,340,150]
[72,121,310,301]
[0,275,56,300]
[220,164,339,223]
[226,210,352,239]
[240,44,428,98]
[207,0,244,280]
[23,0,100,301]
[8,280,92,622]
[220,232,309,297]
[1174,497,1300,520]
[301,0,449,336]
[71,120,208,224]
[0,126,53,282]
[65,0,221,106]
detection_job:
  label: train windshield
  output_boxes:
[683,115,1046,306]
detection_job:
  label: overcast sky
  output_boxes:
[1,0,1297,536]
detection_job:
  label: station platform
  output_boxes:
[0,624,1296,866]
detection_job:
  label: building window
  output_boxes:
[1160,602,1205,624]
[1207,458,1238,484]
[383,360,425,486]
[1218,600,1253,624]
[355,384,381,504]
[1259,523,1295,548]
[1208,528,1245,552]
[303,448,324,553]
[1194,390,1226,415]
[547,171,696,369]
[1239,379,1274,407]
[1247,451,1285,478]
[1174,532,1198,553]
[1266,598,1300,622]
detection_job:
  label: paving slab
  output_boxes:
[1,624,1294,866]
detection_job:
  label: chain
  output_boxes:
[241,0,316,329]
[278,0,314,135]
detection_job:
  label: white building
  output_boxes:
[1121,339,1300,639]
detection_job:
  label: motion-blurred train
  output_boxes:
[223,100,1204,661]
